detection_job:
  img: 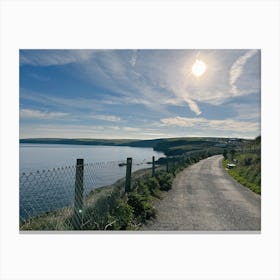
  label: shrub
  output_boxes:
[155,171,173,191]
[112,200,134,230]
[135,179,151,198]
[223,149,228,160]
[145,177,161,197]
[128,192,156,223]
[82,190,121,230]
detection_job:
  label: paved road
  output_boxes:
[141,155,261,231]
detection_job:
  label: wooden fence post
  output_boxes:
[125,157,132,193]
[152,156,155,177]
[73,158,84,230]
[166,161,169,173]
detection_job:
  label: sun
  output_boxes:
[192,59,207,77]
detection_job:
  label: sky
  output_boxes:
[19,49,261,139]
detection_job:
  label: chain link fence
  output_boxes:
[20,157,157,228]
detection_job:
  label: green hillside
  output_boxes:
[20,137,245,158]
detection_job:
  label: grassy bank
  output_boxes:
[222,136,261,195]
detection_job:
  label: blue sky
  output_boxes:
[20,49,260,139]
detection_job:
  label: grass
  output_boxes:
[223,159,261,195]
[222,136,261,195]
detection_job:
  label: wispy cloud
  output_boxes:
[20,109,69,119]
[168,85,202,116]
[130,50,137,67]
[21,50,258,116]
[182,96,201,115]
[20,50,261,139]
[232,103,260,121]
[20,90,104,111]
[90,115,121,122]
[229,50,258,95]
[123,126,140,132]
[20,123,154,139]
[160,116,259,133]
[20,50,97,66]
[29,73,50,82]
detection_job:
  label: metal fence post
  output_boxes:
[73,158,84,230]
[125,157,132,193]
[152,156,155,177]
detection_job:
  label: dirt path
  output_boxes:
[141,155,261,231]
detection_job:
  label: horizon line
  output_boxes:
[20,136,259,140]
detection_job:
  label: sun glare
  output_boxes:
[192,59,207,77]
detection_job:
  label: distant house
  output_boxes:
[227,138,242,145]
[214,143,227,148]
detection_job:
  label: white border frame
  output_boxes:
[1,1,280,280]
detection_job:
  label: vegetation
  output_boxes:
[222,136,261,195]
[153,138,226,156]
[80,171,176,230]
[20,169,175,230]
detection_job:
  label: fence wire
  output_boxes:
[19,159,155,224]
[20,166,76,221]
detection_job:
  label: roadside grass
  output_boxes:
[222,159,261,195]
[222,136,261,195]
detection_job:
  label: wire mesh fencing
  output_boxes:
[19,157,158,230]
[20,165,76,221]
